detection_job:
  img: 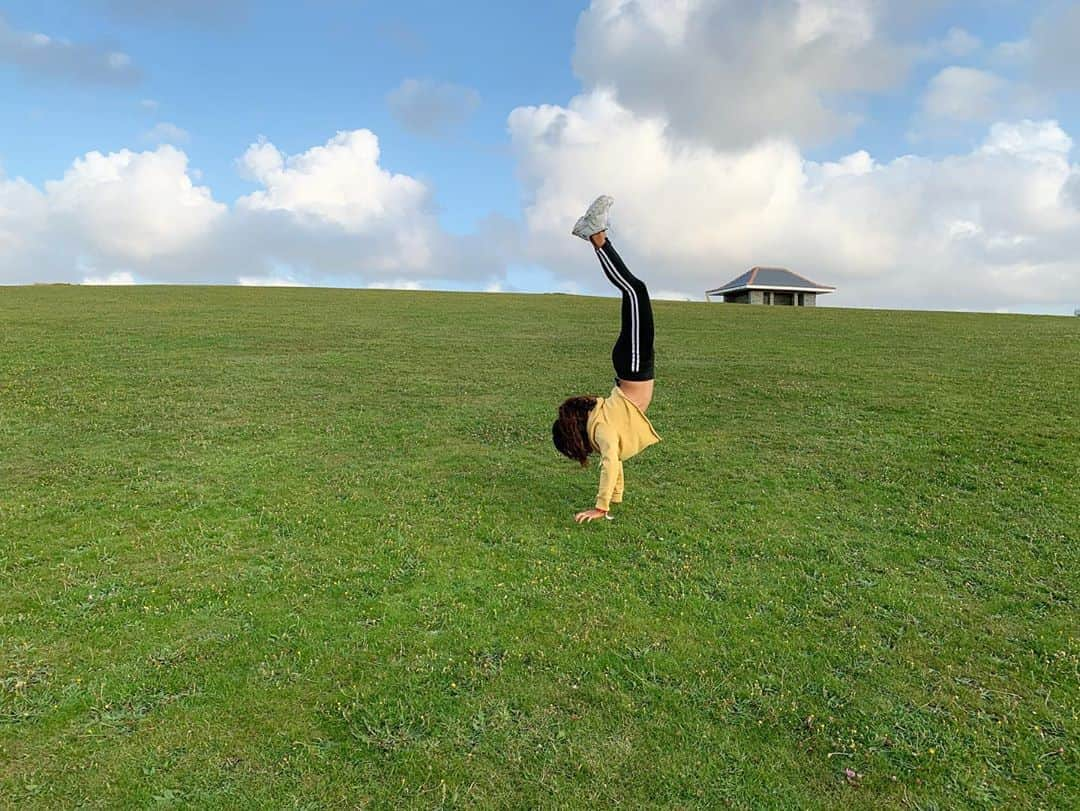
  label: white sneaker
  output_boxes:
[571,195,614,241]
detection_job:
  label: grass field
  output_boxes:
[1,285,1077,809]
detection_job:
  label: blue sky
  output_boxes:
[2,1,1078,313]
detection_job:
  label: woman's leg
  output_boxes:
[591,232,655,412]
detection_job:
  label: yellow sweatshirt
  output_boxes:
[586,386,661,511]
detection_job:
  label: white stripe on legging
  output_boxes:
[596,247,639,373]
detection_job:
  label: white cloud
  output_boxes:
[994,38,1031,66]
[2,131,509,289]
[82,270,136,285]
[233,130,449,277]
[571,0,916,149]
[1065,170,1080,209]
[141,122,190,144]
[237,130,428,233]
[510,89,807,270]
[980,119,1073,159]
[509,89,1080,313]
[0,171,51,281]
[654,289,696,301]
[917,66,1048,131]
[0,14,141,85]
[0,172,46,247]
[1028,1,1080,90]
[986,6,1080,91]
[237,275,307,287]
[366,279,425,290]
[387,78,481,137]
[927,26,982,59]
[921,67,1010,123]
[44,145,225,263]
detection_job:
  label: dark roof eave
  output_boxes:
[706,285,836,295]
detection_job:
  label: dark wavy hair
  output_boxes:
[552,396,598,466]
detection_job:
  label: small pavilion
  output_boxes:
[705,267,835,306]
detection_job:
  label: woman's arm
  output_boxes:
[611,466,624,504]
[577,424,620,521]
[595,425,621,509]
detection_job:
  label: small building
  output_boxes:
[705,267,834,306]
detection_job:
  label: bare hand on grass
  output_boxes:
[574,508,608,523]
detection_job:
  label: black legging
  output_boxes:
[595,239,655,382]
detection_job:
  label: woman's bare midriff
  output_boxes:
[617,378,654,413]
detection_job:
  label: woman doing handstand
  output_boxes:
[552,195,661,524]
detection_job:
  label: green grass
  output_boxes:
[1,285,1077,809]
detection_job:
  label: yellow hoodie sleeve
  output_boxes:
[611,465,624,504]
[593,424,622,511]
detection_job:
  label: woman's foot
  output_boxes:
[589,231,607,249]
[572,195,614,241]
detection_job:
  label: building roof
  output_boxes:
[706,267,835,295]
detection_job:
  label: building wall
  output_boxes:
[718,289,823,305]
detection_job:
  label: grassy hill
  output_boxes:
[1,286,1077,809]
